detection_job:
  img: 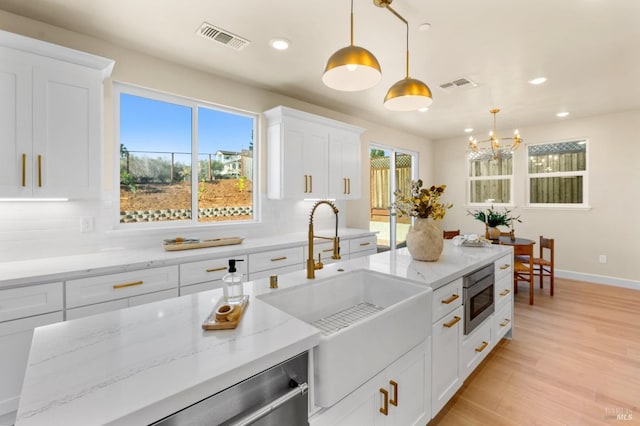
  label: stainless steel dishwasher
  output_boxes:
[151,352,309,426]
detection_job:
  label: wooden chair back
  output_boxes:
[443,230,460,239]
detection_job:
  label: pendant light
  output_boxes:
[468,108,522,160]
[322,0,382,91]
[377,0,433,111]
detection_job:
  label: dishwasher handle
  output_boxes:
[229,382,309,426]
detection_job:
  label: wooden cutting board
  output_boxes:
[163,236,243,251]
[202,295,249,330]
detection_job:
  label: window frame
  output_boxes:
[525,139,589,209]
[466,151,514,207]
[113,82,259,229]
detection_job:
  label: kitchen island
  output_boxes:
[15,242,512,425]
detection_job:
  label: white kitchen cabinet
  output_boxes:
[0,30,113,199]
[328,128,361,200]
[247,246,304,279]
[179,255,248,296]
[493,301,513,342]
[264,106,364,200]
[348,234,378,258]
[460,315,493,380]
[431,305,463,416]
[66,266,179,309]
[310,340,430,426]
[303,239,346,267]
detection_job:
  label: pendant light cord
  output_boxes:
[383,4,410,78]
[350,0,354,46]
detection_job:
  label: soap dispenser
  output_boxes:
[223,259,245,304]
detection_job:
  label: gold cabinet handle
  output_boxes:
[389,380,398,407]
[37,154,42,187]
[347,178,351,194]
[304,175,308,193]
[379,388,389,415]
[500,318,511,327]
[359,242,370,246]
[443,316,461,328]
[441,294,460,304]
[475,341,489,353]
[499,289,511,296]
[113,280,143,290]
[21,153,26,187]
[322,248,334,253]
[270,256,287,262]
[500,264,510,270]
[309,175,313,193]
[206,266,227,273]
[343,177,347,194]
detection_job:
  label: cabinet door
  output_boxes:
[32,61,101,199]
[328,129,361,200]
[0,311,63,416]
[384,341,430,426]
[0,48,32,197]
[431,305,463,417]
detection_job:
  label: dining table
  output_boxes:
[496,236,535,247]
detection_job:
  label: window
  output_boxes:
[527,140,587,207]
[116,84,257,225]
[467,151,513,205]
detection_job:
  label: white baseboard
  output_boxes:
[556,269,640,290]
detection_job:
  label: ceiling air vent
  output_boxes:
[439,77,478,93]
[197,22,250,51]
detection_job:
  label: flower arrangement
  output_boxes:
[467,205,521,228]
[393,180,452,220]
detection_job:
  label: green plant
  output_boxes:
[198,178,206,201]
[467,205,521,228]
[120,171,137,192]
[237,176,246,192]
[393,180,452,220]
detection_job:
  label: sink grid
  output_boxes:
[312,302,384,335]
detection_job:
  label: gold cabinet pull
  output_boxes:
[475,341,489,353]
[37,154,42,187]
[441,294,460,304]
[309,175,312,193]
[304,175,308,193]
[322,248,334,253]
[379,388,389,415]
[500,264,510,270]
[206,266,227,273]
[389,380,398,407]
[347,178,351,194]
[500,318,511,327]
[270,256,287,262]
[21,153,26,187]
[343,177,347,194]
[113,280,143,290]
[443,316,461,328]
[359,242,370,246]
[499,289,511,296]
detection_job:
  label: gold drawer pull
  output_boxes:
[347,178,351,194]
[322,248,334,253]
[500,264,510,270]
[271,256,287,262]
[441,294,459,304]
[344,177,347,194]
[113,280,143,290]
[304,175,308,193]
[475,341,489,353]
[309,175,313,193]
[37,154,42,187]
[379,388,389,415]
[206,266,226,273]
[389,380,398,407]
[443,316,461,328]
[21,153,26,187]
[499,289,511,296]
[359,242,370,246]
[500,318,511,327]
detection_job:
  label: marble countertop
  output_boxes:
[0,228,373,289]
[15,241,512,425]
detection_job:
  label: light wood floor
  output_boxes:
[430,277,640,425]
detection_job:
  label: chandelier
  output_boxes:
[322,0,433,111]
[468,109,522,159]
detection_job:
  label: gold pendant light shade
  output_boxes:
[322,45,382,91]
[384,77,433,111]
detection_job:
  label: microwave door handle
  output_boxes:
[229,382,308,426]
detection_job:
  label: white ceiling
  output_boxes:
[1,0,639,140]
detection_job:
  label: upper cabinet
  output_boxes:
[0,30,114,199]
[264,106,364,200]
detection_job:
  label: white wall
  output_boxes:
[0,10,432,261]
[434,110,640,285]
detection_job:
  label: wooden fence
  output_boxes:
[370,155,412,217]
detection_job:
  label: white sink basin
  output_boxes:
[258,269,432,407]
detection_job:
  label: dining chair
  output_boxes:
[512,243,535,305]
[443,229,460,239]
[532,236,554,296]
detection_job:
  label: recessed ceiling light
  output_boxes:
[528,77,547,85]
[418,107,429,112]
[464,128,474,133]
[556,111,570,118]
[419,23,431,31]
[270,38,290,50]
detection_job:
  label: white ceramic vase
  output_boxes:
[405,218,444,262]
